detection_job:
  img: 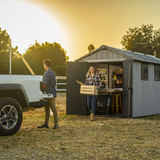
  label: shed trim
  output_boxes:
[85,59,125,63]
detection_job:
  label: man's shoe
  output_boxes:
[53,125,59,129]
[37,124,49,128]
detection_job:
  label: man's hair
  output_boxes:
[43,59,52,67]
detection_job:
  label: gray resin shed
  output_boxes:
[67,45,160,118]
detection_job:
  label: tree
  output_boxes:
[23,41,68,75]
[153,29,160,58]
[0,27,11,52]
[121,24,160,57]
[53,65,66,76]
[0,28,11,72]
[88,44,95,53]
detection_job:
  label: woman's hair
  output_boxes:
[87,66,96,76]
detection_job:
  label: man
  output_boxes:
[38,59,59,129]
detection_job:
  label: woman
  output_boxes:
[85,66,101,121]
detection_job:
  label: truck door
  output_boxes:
[123,60,132,117]
[66,62,87,115]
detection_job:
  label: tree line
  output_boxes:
[0,27,68,76]
[1,24,160,76]
[88,24,160,58]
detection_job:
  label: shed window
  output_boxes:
[141,63,148,80]
[154,65,160,81]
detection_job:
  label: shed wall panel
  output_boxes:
[96,51,102,59]
[106,50,113,59]
[132,62,160,117]
[112,52,119,59]
[119,54,125,59]
[90,53,97,60]
[86,56,91,60]
[101,50,106,59]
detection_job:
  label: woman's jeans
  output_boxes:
[87,95,98,114]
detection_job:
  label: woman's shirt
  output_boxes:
[85,74,101,86]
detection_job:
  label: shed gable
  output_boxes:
[79,50,126,62]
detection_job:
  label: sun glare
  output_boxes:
[0,1,66,54]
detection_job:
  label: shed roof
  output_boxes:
[75,45,160,64]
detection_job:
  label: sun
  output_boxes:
[0,0,66,54]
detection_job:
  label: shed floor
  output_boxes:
[82,114,123,118]
[95,113,122,118]
[99,114,122,118]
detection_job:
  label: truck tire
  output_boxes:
[0,97,23,136]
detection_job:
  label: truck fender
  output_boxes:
[0,84,29,108]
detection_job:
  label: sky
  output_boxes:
[0,0,160,60]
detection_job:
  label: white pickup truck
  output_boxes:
[0,75,53,136]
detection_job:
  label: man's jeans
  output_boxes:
[87,95,98,114]
[44,97,58,125]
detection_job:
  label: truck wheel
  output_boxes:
[0,98,23,136]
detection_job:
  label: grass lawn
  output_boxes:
[0,97,160,159]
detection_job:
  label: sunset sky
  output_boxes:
[0,0,160,60]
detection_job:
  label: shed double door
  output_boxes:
[66,62,88,115]
[123,60,132,118]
